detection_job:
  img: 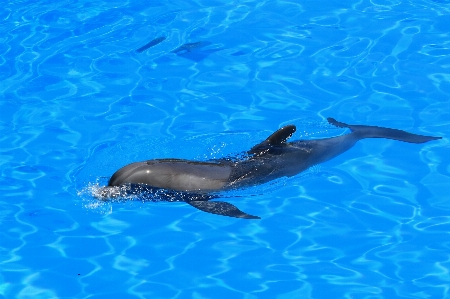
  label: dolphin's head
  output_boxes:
[106,159,232,192]
[108,161,149,186]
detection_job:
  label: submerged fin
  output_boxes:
[136,36,166,53]
[249,125,296,154]
[327,118,442,144]
[188,200,260,219]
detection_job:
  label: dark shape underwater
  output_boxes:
[98,118,441,219]
[136,36,166,53]
[171,41,224,62]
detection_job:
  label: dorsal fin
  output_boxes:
[265,125,296,144]
[248,125,296,154]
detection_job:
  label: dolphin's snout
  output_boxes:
[96,186,121,200]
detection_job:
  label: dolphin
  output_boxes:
[99,118,441,219]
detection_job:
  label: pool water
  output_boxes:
[1,0,449,298]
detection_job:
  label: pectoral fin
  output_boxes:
[188,200,260,219]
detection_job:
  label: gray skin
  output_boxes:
[100,118,441,219]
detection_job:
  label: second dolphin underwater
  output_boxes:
[99,118,441,219]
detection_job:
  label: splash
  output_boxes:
[77,181,114,214]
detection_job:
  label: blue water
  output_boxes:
[1,0,449,298]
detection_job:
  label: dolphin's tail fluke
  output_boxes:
[327,118,442,144]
